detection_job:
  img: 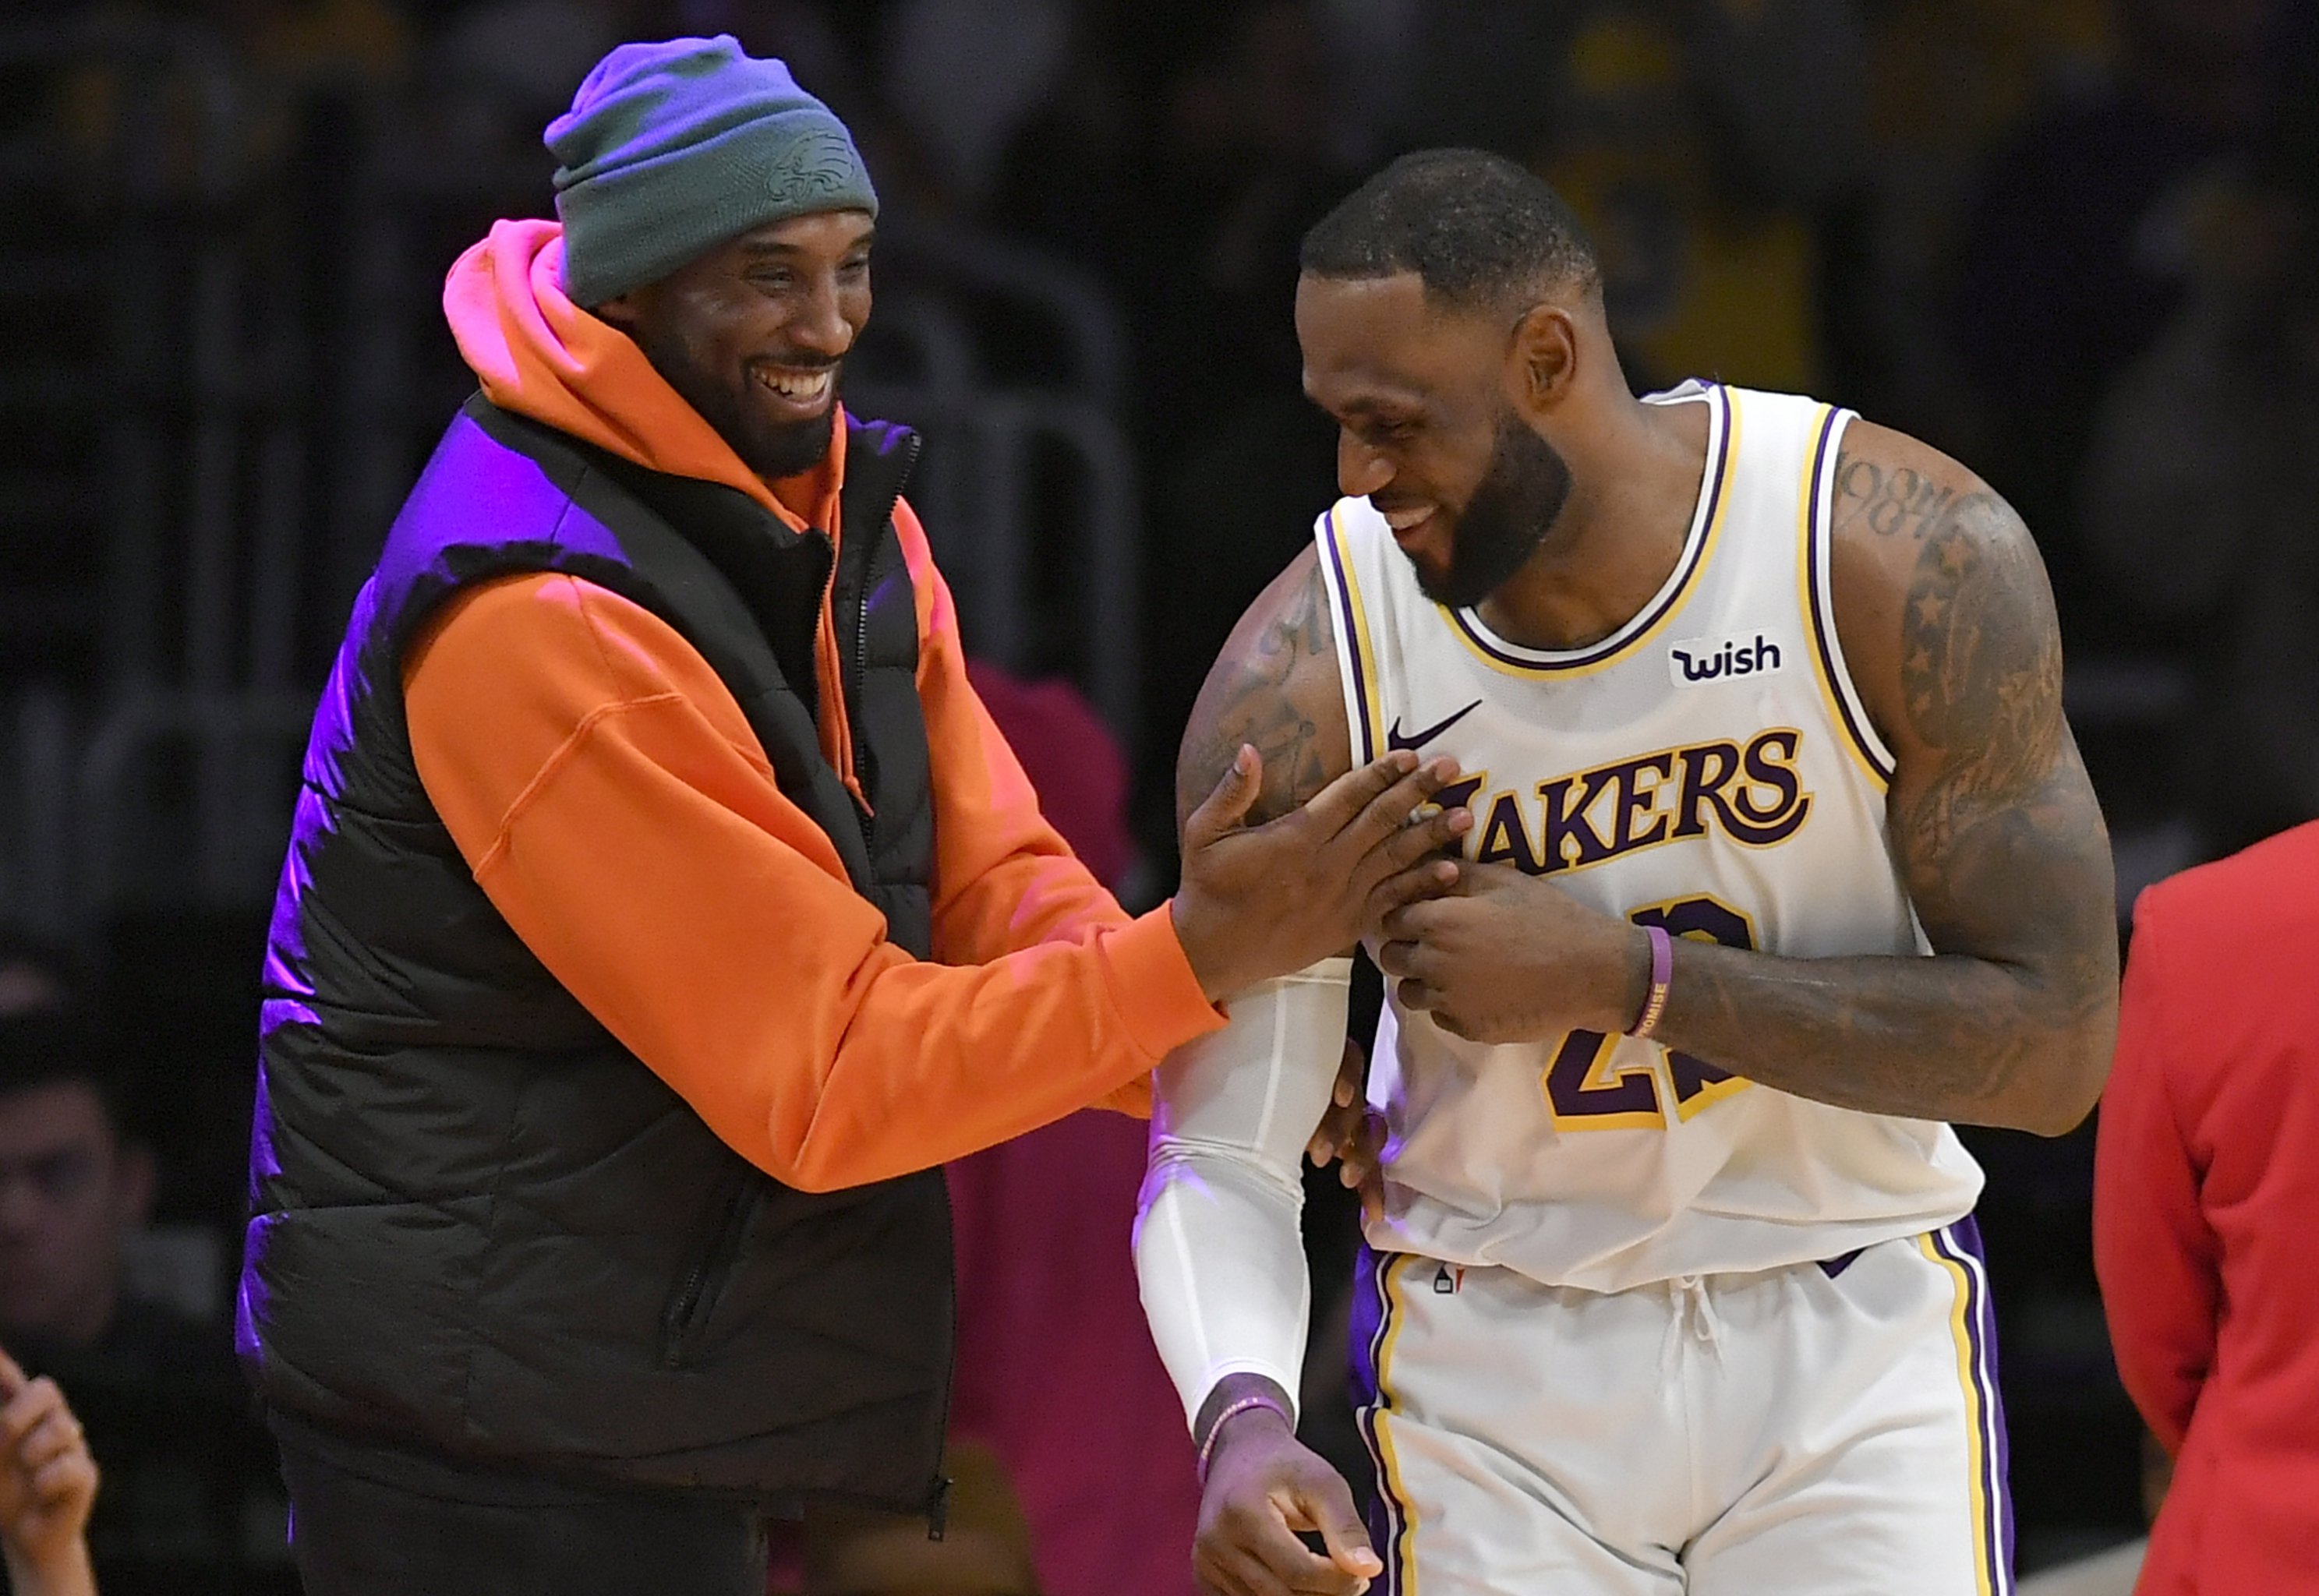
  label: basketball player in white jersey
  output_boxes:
[1134,150,2119,1596]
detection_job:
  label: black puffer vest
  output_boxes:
[239,397,950,1513]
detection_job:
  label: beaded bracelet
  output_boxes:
[1627,924,1674,1040]
[1195,1393,1293,1484]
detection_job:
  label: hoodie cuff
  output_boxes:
[1100,904,1227,1062]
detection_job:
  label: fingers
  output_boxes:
[1373,938,1444,985]
[1398,986,1477,1042]
[1200,1515,1335,1596]
[0,1378,66,1449]
[1295,1474,1385,1585]
[1334,1039,1363,1107]
[1184,745,1264,849]
[1362,860,1459,926]
[1199,1545,1296,1596]
[1271,1475,1373,1596]
[1306,1101,1360,1168]
[1306,1042,1368,1167]
[1376,898,1449,944]
[0,1349,23,1400]
[18,1408,83,1472]
[30,1449,95,1506]
[1395,976,1475,1040]
[1336,1108,1386,1193]
[1366,802,1473,878]
[1320,758,1458,861]
[1395,976,1440,1014]
[1289,750,1423,839]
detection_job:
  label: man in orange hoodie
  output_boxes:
[235,36,1469,1596]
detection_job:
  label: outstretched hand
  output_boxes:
[0,1350,98,1596]
[1175,748,1472,1002]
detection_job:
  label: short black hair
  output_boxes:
[0,1008,122,1138]
[1299,148,1600,313]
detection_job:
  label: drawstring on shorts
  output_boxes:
[1660,1274,1725,1379]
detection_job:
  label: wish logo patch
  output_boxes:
[1667,631,1787,687]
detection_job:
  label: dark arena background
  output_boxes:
[2,1,2315,1592]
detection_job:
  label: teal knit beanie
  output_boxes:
[546,36,878,308]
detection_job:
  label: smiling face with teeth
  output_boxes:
[1296,270,1578,609]
[596,209,875,483]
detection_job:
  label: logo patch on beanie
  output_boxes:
[768,127,860,207]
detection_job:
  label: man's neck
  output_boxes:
[1473,393,1711,651]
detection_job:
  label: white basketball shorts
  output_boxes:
[1348,1220,2013,1594]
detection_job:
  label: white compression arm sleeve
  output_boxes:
[1133,957,1352,1429]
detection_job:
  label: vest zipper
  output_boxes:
[830,429,949,1525]
[850,593,875,853]
[842,431,921,856]
[659,1174,762,1368]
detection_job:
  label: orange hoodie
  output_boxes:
[407,221,1218,1191]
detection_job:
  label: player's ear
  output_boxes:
[594,286,647,337]
[1506,301,1580,420]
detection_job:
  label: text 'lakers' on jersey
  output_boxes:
[1317,381,1982,1292]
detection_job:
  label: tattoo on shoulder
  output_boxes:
[1882,468,2104,945]
[1893,491,2061,785]
[1832,449,1963,541]
[1175,558,1347,830]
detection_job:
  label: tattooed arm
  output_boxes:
[1145,548,1458,1596]
[1651,422,2117,1133]
[1165,549,1351,1456]
[1378,423,2116,1135]
[1175,546,1356,831]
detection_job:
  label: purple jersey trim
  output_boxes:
[1444,383,1730,673]
[1320,510,1378,767]
[1803,405,1899,782]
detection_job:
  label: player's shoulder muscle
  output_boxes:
[1175,543,1354,831]
[1824,416,2061,767]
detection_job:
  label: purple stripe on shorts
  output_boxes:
[1932,1216,2015,1594]
[1818,1248,1865,1280]
[1348,1243,1409,1595]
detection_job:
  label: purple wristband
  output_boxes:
[1627,924,1673,1040]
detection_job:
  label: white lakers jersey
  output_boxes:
[1316,381,1983,1291]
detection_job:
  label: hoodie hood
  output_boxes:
[443,218,843,536]
[443,217,865,800]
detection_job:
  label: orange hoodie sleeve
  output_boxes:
[893,496,1170,1115]
[403,572,1221,1192]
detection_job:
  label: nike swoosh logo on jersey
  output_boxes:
[1386,699,1483,752]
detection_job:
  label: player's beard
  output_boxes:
[1418,409,1575,609]
[630,324,839,482]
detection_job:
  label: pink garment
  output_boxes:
[946,1113,1199,1596]
[770,665,1193,1595]
[963,662,1137,891]
[947,663,1197,1596]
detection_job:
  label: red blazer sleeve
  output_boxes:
[2094,882,2221,1453]
[403,573,1222,1192]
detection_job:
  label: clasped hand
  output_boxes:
[1371,860,1648,1043]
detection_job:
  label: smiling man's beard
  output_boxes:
[631,323,838,482]
[1416,411,1575,609]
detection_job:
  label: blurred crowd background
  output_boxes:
[1,0,2315,1589]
